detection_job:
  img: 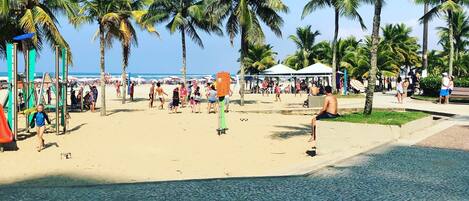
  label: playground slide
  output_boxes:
[0,104,13,144]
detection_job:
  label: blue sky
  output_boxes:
[7,0,445,74]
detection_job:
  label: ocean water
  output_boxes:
[0,72,215,80]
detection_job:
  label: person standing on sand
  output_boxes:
[439,73,450,104]
[396,77,404,104]
[449,76,454,98]
[309,86,338,154]
[193,86,202,113]
[402,78,409,101]
[295,81,301,97]
[116,81,121,97]
[207,85,218,113]
[155,82,168,109]
[149,82,155,108]
[31,104,51,152]
[275,83,281,102]
[171,86,180,113]
[130,82,135,101]
[180,83,188,107]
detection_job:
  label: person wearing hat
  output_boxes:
[439,73,450,104]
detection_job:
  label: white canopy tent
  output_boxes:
[296,63,333,75]
[261,64,297,76]
[295,63,333,86]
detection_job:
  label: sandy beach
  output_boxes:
[0,84,397,185]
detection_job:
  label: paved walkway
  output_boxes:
[1,145,467,200]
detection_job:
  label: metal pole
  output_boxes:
[55,46,60,135]
[62,48,68,133]
[12,43,18,140]
[25,49,29,132]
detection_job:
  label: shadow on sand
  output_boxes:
[270,124,311,139]
[107,109,145,116]
[68,123,88,133]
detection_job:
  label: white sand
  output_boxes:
[0,84,394,185]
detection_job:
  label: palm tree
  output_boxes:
[0,0,77,63]
[303,0,366,93]
[364,0,383,115]
[73,0,123,116]
[217,0,288,106]
[420,0,469,77]
[242,43,277,74]
[288,26,321,69]
[381,23,421,72]
[143,0,223,84]
[437,10,469,76]
[437,11,469,76]
[104,0,159,104]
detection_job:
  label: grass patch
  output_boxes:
[323,110,429,126]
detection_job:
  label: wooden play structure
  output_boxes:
[1,33,70,151]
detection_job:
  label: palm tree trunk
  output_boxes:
[364,0,382,115]
[181,30,187,85]
[422,2,429,71]
[99,24,106,116]
[121,45,128,104]
[331,8,339,93]
[239,27,247,106]
[448,10,454,77]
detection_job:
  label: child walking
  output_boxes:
[275,83,281,102]
[30,104,50,152]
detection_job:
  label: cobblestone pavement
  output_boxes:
[1,145,468,201]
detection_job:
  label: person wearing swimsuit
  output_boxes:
[30,104,51,152]
[155,82,168,109]
[309,86,338,155]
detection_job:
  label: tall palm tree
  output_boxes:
[288,25,321,69]
[143,0,223,84]
[303,0,366,93]
[364,0,383,115]
[420,0,469,77]
[217,0,288,106]
[437,11,469,76]
[73,0,123,116]
[104,0,159,104]
[0,0,77,62]
[242,43,277,74]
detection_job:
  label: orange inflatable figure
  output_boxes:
[216,72,231,97]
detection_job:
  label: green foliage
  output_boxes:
[324,111,429,126]
[0,0,78,63]
[455,77,469,87]
[242,43,277,74]
[420,76,442,97]
[421,75,469,97]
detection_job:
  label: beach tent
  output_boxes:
[262,64,297,75]
[296,63,333,75]
[294,63,334,86]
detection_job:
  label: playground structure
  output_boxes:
[0,33,69,151]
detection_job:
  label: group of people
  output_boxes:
[439,72,455,104]
[70,84,98,112]
[148,82,232,114]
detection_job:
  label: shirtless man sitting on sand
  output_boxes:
[309,86,338,152]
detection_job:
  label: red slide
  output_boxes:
[0,104,13,144]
